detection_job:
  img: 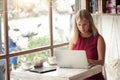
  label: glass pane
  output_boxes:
[10,50,50,80]
[0,0,4,56]
[0,0,3,12]
[0,59,5,80]
[52,0,75,44]
[12,50,50,69]
[54,45,68,50]
[53,45,68,55]
[7,0,50,53]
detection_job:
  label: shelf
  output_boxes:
[84,0,106,13]
[80,0,120,15]
[91,13,120,16]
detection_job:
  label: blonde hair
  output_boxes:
[71,9,98,44]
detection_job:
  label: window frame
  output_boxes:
[0,0,69,80]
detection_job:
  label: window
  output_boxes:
[0,59,5,80]
[0,0,75,80]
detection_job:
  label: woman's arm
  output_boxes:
[88,35,106,65]
[68,39,74,50]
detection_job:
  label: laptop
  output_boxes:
[54,50,91,69]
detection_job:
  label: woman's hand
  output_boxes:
[88,59,104,65]
[88,59,95,65]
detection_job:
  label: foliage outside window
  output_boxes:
[0,0,75,80]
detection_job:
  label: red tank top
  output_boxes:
[73,35,99,60]
[73,34,105,80]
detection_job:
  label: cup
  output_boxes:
[48,56,57,65]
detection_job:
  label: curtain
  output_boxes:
[93,15,120,80]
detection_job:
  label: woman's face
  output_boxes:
[76,19,90,34]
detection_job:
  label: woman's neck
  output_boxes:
[80,32,92,38]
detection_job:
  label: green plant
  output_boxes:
[28,35,50,48]
[18,36,50,65]
[18,35,65,65]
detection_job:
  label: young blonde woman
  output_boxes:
[69,9,106,80]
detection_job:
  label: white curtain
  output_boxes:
[93,15,120,80]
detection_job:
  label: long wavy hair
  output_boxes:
[71,9,99,44]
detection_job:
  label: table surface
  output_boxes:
[11,64,102,80]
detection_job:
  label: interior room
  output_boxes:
[0,0,120,80]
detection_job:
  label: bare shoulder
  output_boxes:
[97,35,105,45]
[98,35,105,42]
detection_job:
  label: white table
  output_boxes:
[11,65,102,80]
